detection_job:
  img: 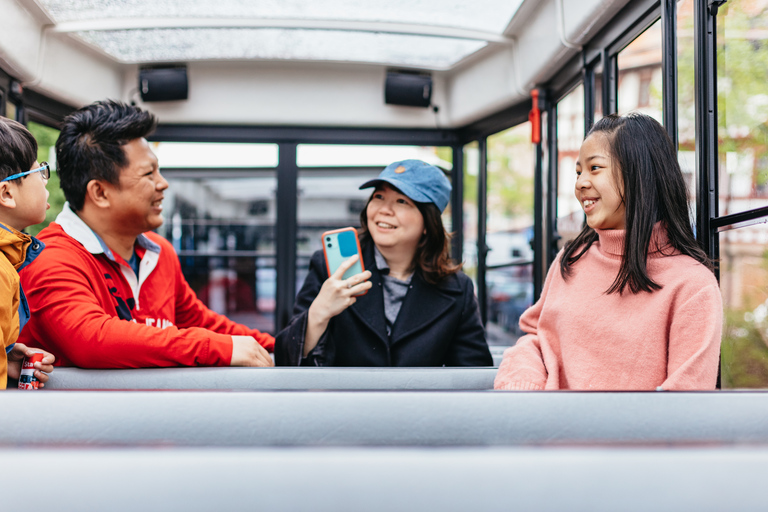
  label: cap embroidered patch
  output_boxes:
[395,166,406,173]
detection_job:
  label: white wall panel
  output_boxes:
[126,61,448,127]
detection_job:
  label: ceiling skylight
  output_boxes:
[39,0,522,34]
[36,0,523,68]
[77,28,487,67]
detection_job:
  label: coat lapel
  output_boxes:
[390,272,460,345]
[348,242,388,345]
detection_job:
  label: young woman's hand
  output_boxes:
[304,255,372,356]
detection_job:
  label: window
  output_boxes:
[617,18,663,122]
[594,60,604,124]
[161,172,278,334]
[719,220,768,388]
[556,83,585,249]
[485,123,534,348]
[26,121,64,237]
[156,142,279,334]
[717,0,768,214]
[677,0,697,221]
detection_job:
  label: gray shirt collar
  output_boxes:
[374,245,413,284]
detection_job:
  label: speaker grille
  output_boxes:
[384,72,432,108]
[139,67,188,102]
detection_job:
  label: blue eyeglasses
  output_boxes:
[2,162,50,182]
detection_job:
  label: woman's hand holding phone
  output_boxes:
[305,254,372,357]
[310,254,372,323]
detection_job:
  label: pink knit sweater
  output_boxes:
[494,225,722,391]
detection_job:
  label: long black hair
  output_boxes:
[560,112,712,294]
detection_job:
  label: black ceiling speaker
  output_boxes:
[384,71,432,108]
[139,66,188,102]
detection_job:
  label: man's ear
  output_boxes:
[0,182,18,209]
[85,179,112,209]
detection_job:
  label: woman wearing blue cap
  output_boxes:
[275,159,492,366]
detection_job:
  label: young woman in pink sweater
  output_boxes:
[494,113,722,391]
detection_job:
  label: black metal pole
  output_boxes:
[583,57,596,134]
[603,48,618,115]
[602,49,612,115]
[661,0,679,148]
[275,143,298,332]
[477,138,488,325]
[451,145,464,264]
[533,109,545,302]
[694,0,721,276]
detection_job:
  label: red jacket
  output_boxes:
[19,205,274,368]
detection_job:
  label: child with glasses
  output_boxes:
[0,117,55,389]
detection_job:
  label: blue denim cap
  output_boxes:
[359,159,451,212]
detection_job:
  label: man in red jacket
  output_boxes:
[19,101,274,368]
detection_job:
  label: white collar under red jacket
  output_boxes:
[57,202,161,311]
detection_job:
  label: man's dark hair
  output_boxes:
[56,100,157,210]
[0,116,38,182]
[560,112,712,294]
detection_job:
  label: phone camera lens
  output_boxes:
[326,237,331,241]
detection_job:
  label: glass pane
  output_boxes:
[462,141,479,285]
[677,0,697,217]
[717,0,768,216]
[677,0,695,149]
[77,28,487,68]
[5,101,16,121]
[160,173,277,334]
[594,61,604,124]
[617,18,663,122]
[39,0,524,34]
[556,83,585,249]
[26,121,65,237]
[152,142,278,168]
[486,123,534,347]
[297,145,451,169]
[720,220,768,388]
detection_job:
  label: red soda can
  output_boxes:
[18,351,44,390]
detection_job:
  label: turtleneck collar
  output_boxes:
[595,222,671,258]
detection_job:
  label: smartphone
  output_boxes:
[322,227,367,295]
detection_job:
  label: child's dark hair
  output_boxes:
[56,100,157,211]
[560,112,712,294]
[358,186,461,285]
[0,116,38,182]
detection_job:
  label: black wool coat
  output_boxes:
[275,242,492,367]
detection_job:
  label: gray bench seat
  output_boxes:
[41,366,499,390]
[4,445,767,512]
[3,391,768,447]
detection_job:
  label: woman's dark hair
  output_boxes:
[0,116,38,182]
[56,100,157,211]
[358,186,461,285]
[560,112,712,294]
